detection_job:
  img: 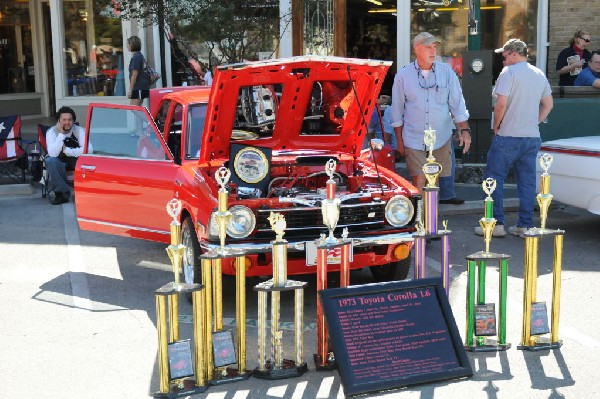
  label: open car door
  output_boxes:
[75,104,178,243]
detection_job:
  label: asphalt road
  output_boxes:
[1,184,599,399]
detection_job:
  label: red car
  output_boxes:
[75,56,418,284]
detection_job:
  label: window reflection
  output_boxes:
[0,0,34,94]
[63,0,124,97]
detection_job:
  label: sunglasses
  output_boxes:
[581,38,591,43]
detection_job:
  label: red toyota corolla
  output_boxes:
[75,56,419,285]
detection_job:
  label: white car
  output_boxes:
[537,136,600,214]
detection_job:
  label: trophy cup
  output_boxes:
[422,127,442,235]
[519,153,564,351]
[154,198,207,398]
[479,178,497,253]
[321,159,341,245]
[215,167,233,251]
[536,153,554,231]
[464,179,511,352]
[253,212,308,379]
[166,199,185,290]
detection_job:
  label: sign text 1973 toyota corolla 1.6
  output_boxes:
[75,56,419,284]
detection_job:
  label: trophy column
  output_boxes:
[465,179,511,352]
[518,154,564,351]
[413,127,452,295]
[154,199,207,398]
[201,167,252,384]
[315,160,352,370]
[253,212,308,379]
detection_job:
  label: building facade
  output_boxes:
[0,0,597,122]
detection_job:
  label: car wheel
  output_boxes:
[181,216,201,286]
[370,254,411,282]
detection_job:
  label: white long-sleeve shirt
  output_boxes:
[46,124,86,158]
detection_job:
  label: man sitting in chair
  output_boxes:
[46,106,86,205]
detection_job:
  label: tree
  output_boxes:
[103,0,289,66]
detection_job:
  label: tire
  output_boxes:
[370,254,411,282]
[181,216,202,286]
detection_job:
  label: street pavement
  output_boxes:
[2,181,599,399]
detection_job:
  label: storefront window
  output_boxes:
[63,0,124,97]
[411,0,539,78]
[0,0,34,94]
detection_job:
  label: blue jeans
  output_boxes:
[485,136,542,227]
[439,138,456,200]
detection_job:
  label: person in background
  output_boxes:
[204,65,214,86]
[126,36,150,105]
[475,39,553,238]
[556,30,592,86]
[45,106,86,205]
[390,32,471,194]
[574,50,600,88]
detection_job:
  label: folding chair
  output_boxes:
[38,124,76,200]
[0,115,29,183]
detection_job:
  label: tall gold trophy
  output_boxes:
[154,198,207,398]
[518,153,564,351]
[464,179,511,352]
[253,212,308,379]
[200,167,252,384]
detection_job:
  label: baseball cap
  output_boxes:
[413,32,441,46]
[494,38,527,54]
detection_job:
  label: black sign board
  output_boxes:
[212,330,237,367]
[320,278,472,397]
[167,340,195,380]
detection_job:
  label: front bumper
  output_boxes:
[200,231,414,255]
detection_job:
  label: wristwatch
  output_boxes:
[460,128,472,134]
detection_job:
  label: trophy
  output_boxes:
[321,159,341,244]
[479,178,497,253]
[464,179,511,352]
[518,153,564,351]
[254,212,308,379]
[421,127,442,235]
[154,199,207,397]
[536,153,554,231]
[215,167,232,251]
[166,198,185,290]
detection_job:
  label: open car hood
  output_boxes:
[199,56,392,163]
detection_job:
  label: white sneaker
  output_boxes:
[508,225,529,238]
[474,224,506,237]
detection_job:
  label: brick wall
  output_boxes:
[548,0,600,84]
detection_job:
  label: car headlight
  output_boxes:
[208,205,256,240]
[385,195,414,227]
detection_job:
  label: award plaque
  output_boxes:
[168,340,195,380]
[474,304,497,337]
[530,302,550,336]
[212,331,237,368]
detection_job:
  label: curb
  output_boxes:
[0,183,36,196]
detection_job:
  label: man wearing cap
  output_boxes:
[475,39,553,238]
[390,32,471,199]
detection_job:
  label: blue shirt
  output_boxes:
[382,106,398,150]
[574,66,600,86]
[390,61,469,150]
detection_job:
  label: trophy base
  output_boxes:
[465,341,511,352]
[253,359,308,380]
[208,367,252,386]
[518,339,563,351]
[313,353,337,371]
[153,378,208,398]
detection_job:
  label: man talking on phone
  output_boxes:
[46,106,87,205]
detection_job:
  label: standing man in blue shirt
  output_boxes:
[390,32,472,195]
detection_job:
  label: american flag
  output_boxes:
[0,115,23,160]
